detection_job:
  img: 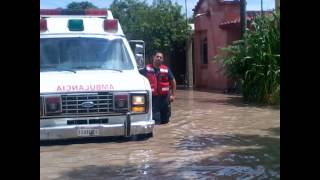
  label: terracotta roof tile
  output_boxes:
[220,11,272,26]
[193,0,240,13]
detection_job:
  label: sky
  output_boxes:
[40,0,275,18]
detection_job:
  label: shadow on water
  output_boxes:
[56,155,279,180]
[191,96,246,107]
[173,128,280,179]
[55,161,189,180]
[267,127,280,136]
[175,133,279,152]
[197,97,279,109]
[177,149,280,179]
[178,90,280,110]
[55,129,279,179]
[40,135,152,146]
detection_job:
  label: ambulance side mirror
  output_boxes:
[129,40,145,70]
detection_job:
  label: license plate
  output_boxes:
[77,128,99,137]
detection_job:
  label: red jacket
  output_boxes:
[146,64,170,96]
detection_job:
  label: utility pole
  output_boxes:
[240,0,247,39]
[185,0,192,87]
[185,0,188,26]
[261,0,264,16]
[276,0,280,12]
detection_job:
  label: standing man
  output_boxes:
[140,51,176,124]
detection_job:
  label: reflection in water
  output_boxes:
[40,90,280,179]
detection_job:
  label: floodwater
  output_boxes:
[40,89,280,180]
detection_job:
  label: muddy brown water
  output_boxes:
[40,89,280,180]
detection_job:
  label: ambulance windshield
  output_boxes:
[40,37,134,71]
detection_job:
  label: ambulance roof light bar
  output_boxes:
[40,9,108,16]
[40,15,119,32]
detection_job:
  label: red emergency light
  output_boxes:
[40,9,61,15]
[40,18,47,32]
[104,19,118,32]
[85,9,108,15]
[40,9,108,16]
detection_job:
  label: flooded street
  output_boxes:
[40,89,280,180]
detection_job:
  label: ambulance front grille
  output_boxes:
[61,92,114,115]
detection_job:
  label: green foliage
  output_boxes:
[110,0,150,44]
[216,11,280,105]
[66,1,98,10]
[110,0,189,58]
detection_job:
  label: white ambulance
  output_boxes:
[40,9,154,140]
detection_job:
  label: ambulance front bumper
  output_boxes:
[40,114,154,140]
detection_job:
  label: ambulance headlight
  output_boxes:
[44,96,62,115]
[132,95,145,105]
[131,94,147,113]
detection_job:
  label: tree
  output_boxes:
[187,17,194,23]
[67,1,98,10]
[110,0,189,60]
[110,0,149,41]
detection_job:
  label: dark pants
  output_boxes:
[152,95,171,124]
